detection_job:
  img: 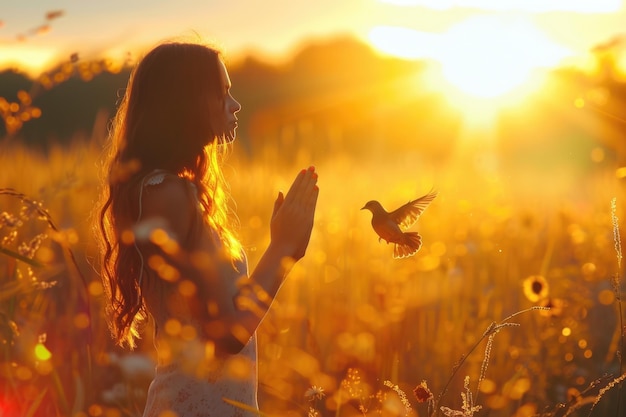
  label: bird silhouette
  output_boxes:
[361,190,438,259]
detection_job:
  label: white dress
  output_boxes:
[142,337,258,417]
[137,170,259,417]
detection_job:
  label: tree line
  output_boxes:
[0,35,625,165]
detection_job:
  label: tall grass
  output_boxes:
[0,136,624,416]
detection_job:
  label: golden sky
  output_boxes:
[0,0,625,77]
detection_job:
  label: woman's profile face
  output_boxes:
[218,60,241,143]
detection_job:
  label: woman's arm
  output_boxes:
[135,167,318,355]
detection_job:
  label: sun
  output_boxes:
[368,16,571,99]
[436,16,570,98]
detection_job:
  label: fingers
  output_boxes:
[275,166,318,223]
[283,169,307,203]
[306,181,319,209]
[284,166,317,204]
[269,166,318,258]
[272,191,284,218]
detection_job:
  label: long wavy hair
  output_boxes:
[97,41,243,348]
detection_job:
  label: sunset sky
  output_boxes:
[1,0,625,95]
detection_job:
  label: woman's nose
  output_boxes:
[230,96,241,114]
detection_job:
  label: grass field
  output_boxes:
[1,111,625,417]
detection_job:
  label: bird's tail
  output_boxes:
[393,232,422,259]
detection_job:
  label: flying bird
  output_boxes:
[361,190,438,259]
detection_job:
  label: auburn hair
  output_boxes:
[96,41,242,348]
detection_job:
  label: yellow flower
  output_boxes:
[523,275,549,302]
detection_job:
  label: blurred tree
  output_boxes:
[1,34,624,171]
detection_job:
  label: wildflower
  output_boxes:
[307,406,321,417]
[341,368,366,399]
[305,385,325,401]
[19,199,45,221]
[592,371,626,410]
[461,376,481,416]
[478,333,495,392]
[440,407,465,417]
[2,230,17,245]
[522,275,549,302]
[0,212,22,228]
[17,233,47,259]
[384,380,412,414]
[611,197,622,270]
[413,380,433,403]
[34,280,58,290]
[441,376,481,417]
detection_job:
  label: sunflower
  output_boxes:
[523,275,549,302]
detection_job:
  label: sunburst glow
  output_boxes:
[377,0,622,13]
[0,45,57,76]
[435,16,571,98]
[369,16,571,98]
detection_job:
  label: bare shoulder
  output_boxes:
[137,173,197,244]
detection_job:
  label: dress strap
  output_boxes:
[143,169,169,187]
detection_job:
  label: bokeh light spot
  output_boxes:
[73,312,90,329]
[486,394,507,409]
[581,262,596,278]
[590,147,605,163]
[225,355,253,380]
[88,404,104,416]
[514,403,538,417]
[479,378,497,394]
[121,229,135,244]
[510,378,531,399]
[430,241,447,256]
[180,325,197,341]
[248,215,262,229]
[34,343,51,361]
[15,366,32,380]
[164,319,182,336]
[88,280,104,296]
[178,280,197,297]
[598,289,615,305]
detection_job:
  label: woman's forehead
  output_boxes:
[218,60,231,87]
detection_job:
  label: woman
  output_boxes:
[97,41,319,416]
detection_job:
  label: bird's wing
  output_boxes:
[390,189,438,230]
